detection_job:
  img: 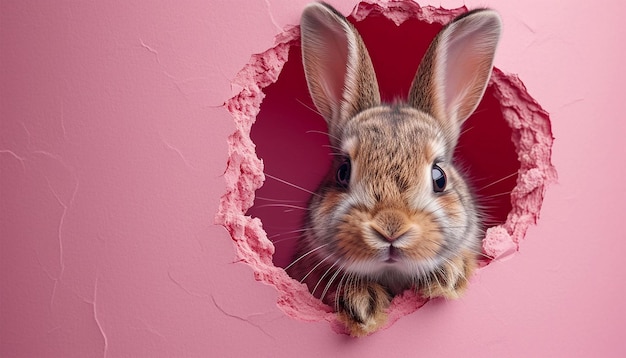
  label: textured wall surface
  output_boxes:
[1,0,625,357]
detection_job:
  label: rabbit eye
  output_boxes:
[432,164,447,193]
[336,158,351,188]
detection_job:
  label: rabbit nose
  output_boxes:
[371,209,410,242]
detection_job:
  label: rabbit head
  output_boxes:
[290,2,501,335]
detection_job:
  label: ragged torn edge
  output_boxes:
[482,68,557,263]
[215,22,333,323]
[216,0,557,333]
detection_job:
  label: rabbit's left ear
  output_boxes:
[409,9,501,147]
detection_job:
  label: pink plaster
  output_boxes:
[228,1,554,332]
[1,0,625,357]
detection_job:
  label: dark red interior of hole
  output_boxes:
[248,14,519,268]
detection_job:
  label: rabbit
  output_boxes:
[286,2,501,337]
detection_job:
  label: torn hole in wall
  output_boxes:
[217,1,556,333]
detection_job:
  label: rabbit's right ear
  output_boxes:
[300,3,380,139]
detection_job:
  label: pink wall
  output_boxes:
[1,0,625,357]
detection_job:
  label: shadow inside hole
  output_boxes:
[247,13,519,269]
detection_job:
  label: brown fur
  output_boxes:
[293,2,501,336]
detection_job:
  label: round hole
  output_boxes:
[219,1,556,334]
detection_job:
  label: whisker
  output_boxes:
[271,234,306,245]
[475,171,518,192]
[433,225,472,230]
[285,243,329,271]
[459,126,475,137]
[265,173,321,198]
[269,228,309,239]
[322,144,344,152]
[312,260,339,297]
[431,266,443,294]
[334,270,351,311]
[296,98,323,117]
[464,247,495,261]
[442,257,464,281]
[415,262,432,296]
[321,264,345,301]
[304,129,341,144]
[300,256,329,283]
[253,203,310,211]
[255,196,303,203]
[467,107,488,117]
[328,152,346,157]
[480,191,513,199]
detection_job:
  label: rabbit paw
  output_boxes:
[421,250,477,299]
[337,281,391,337]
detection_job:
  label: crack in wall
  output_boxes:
[159,136,197,171]
[210,295,276,341]
[263,0,283,33]
[92,277,109,358]
[0,150,27,173]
